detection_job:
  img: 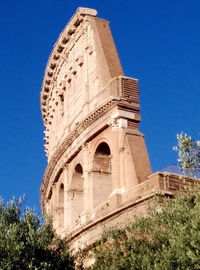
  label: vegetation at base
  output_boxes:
[83,185,200,270]
[0,197,74,270]
[173,133,200,177]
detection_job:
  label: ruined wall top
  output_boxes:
[41,7,126,159]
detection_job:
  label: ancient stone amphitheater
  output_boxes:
[40,8,197,253]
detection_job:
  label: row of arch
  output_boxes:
[50,142,112,232]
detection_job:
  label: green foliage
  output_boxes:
[173,133,200,177]
[87,185,200,270]
[0,197,74,270]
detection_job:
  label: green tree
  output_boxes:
[173,133,200,177]
[86,185,200,270]
[0,197,74,270]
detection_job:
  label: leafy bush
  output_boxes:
[86,185,200,270]
[0,197,74,270]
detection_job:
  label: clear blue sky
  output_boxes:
[0,0,199,212]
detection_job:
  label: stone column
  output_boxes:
[81,143,92,223]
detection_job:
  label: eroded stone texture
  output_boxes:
[40,8,197,254]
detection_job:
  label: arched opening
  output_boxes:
[58,183,64,229]
[59,183,64,205]
[46,189,53,216]
[71,164,83,191]
[69,164,84,229]
[91,142,112,208]
[95,142,111,155]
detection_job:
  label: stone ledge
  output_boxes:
[67,172,199,251]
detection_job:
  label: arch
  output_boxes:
[57,183,64,230]
[69,163,84,229]
[91,142,112,208]
[71,164,83,191]
[46,188,53,216]
[93,142,111,173]
[95,142,111,155]
[59,183,64,205]
[53,168,63,185]
[52,169,65,232]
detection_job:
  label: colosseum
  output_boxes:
[40,7,197,252]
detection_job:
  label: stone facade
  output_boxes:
[40,8,197,253]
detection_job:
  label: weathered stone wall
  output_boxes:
[40,7,153,248]
[69,172,199,251]
[41,8,123,160]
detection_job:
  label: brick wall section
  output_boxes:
[69,172,199,251]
